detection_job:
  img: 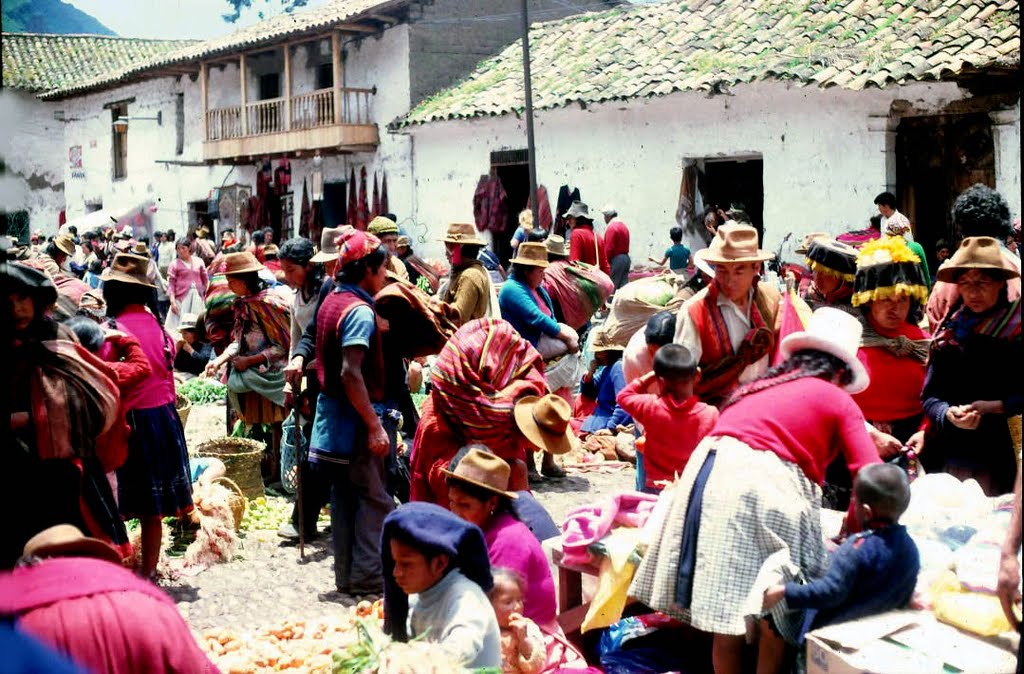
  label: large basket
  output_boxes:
[195,437,265,500]
[212,476,247,531]
[176,393,192,429]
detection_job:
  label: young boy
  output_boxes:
[382,502,502,669]
[763,463,919,636]
[616,344,718,493]
[648,226,691,275]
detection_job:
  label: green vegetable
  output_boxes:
[178,378,227,405]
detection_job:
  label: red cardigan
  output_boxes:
[852,320,928,423]
[712,377,880,485]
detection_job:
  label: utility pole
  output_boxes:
[521,0,539,224]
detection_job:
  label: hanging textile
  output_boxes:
[473,175,491,232]
[357,166,369,230]
[299,179,311,238]
[372,171,381,219]
[527,184,553,233]
[381,171,389,216]
[676,163,699,235]
[472,175,509,234]
[274,159,292,196]
[347,167,358,226]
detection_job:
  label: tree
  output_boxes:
[222,0,311,23]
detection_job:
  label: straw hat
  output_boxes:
[441,447,518,499]
[368,216,400,237]
[779,307,870,394]
[396,235,412,249]
[23,524,122,565]
[936,236,1020,283]
[442,222,485,246]
[544,235,568,258]
[179,312,200,331]
[53,234,76,257]
[696,224,773,264]
[509,242,549,268]
[101,253,156,287]
[590,328,624,353]
[693,255,715,278]
[806,239,858,281]
[311,226,345,263]
[794,231,829,255]
[513,394,576,455]
[222,251,264,275]
[131,242,151,257]
[562,201,593,221]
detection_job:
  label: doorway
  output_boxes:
[700,156,765,239]
[490,149,530,265]
[896,112,995,271]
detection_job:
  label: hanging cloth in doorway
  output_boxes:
[527,184,553,232]
[299,179,311,238]
[554,185,580,236]
[472,175,509,234]
[372,171,381,219]
[274,159,291,196]
[381,172,389,217]
[347,167,358,227]
[357,166,369,230]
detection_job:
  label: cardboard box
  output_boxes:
[806,610,1018,674]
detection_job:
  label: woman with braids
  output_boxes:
[102,254,193,578]
[631,308,881,674]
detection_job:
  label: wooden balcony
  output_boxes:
[203,87,378,162]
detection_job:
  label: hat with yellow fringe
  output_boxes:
[806,238,858,282]
[852,236,929,307]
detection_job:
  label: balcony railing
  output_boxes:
[204,87,376,142]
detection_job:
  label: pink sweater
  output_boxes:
[113,307,176,410]
[166,257,208,302]
[485,513,557,626]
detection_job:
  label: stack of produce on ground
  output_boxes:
[178,377,228,405]
[332,618,471,674]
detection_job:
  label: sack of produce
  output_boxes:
[602,275,687,346]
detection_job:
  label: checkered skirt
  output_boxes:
[629,435,826,642]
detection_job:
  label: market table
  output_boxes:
[543,537,602,634]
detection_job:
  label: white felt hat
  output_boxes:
[778,307,870,394]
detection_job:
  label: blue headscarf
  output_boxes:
[381,502,492,641]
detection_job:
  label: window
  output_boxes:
[316,63,333,90]
[111,103,128,179]
[175,94,185,155]
[259,73,281,100]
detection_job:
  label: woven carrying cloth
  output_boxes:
[541,261,614,330]
[629,436,825,644]
[430,318,547,460]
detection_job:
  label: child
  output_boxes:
[616,344,718,493]
[763,463,919,637]
[490,568,546,674]
[382,502,502,669]
[648,226,690,275]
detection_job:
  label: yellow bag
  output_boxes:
[931,571,1012,636]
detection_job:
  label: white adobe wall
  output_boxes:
[0,89,67,234]
[406,81,1019,261]
[60,74,257,237]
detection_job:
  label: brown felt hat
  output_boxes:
[590,328,624,353]
[311,226,345,264]
[131,242,151,257]
[53,234,76,257]
[514,394,576,455]
[102,253,155,287]
[441,447,518,499]
[936,236,1020,283]
[509,242,550,268]
[794,231,829,255]
[442,222,485,246]
[23,524,122,565]
[222,251,264,275]
[696,223,774,264]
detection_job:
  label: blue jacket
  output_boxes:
[498,276,560,346]
[581,361,632,433]
[785,524,919,638]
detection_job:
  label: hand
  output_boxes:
[562,332,579,354]
[947,406,981,430]
[170,302,180,316]
[231,355,254,372]
[905,430,925,454]
[964,400,1004,416]
[204,361,221,378]
[997,549,1022,629]
[588,359,599,376]
[869,426,903,459]
[508,614,529,641]
[283,356,305,390]
[762,585,785,611]
[368,423,390,457]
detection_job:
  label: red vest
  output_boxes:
[315,288,386,402]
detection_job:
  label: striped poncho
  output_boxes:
[230,286,293,368]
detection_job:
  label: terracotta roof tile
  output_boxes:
[404,0,1019,126]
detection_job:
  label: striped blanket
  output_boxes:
[204,273,236,352]
[230,287,292,356]
[542,260,614,330]
[431,318,548,460]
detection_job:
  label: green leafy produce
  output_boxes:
[635,280,675,306]
[178,378,227,405]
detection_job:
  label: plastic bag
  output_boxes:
[280,412,304,494]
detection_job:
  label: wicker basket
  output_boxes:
[195,437,265,500]
[212,476,247,531]
[176,394,192,428]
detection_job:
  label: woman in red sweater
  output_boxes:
[630,307,881,674]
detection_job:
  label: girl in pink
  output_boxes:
[166,236,208,330]
[102,254,193,579]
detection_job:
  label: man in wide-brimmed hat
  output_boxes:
[674,223,806,405]
[440,222,496,325]
[563,201,611,276]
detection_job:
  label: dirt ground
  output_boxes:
[171,402,634,632]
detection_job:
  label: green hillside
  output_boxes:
[3,0,116,35]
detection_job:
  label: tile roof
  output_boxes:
[36,0,408,99]
[402,0,1020,126]
[2,33,197,93]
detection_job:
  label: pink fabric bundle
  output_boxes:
[560,493,659,567]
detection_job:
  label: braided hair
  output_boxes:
[721,349,853,410]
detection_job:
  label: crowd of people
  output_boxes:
[2,183,1021,673]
